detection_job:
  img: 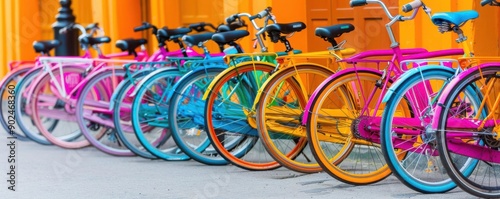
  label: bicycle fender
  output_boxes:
[129,67,180,97]
[382,65,455,103]
[201,61,276,100]
[251,63,334,111]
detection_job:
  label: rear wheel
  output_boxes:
[76,69,136,156]
[256,65,334,173]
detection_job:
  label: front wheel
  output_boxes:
[130,68,189,161]
[76,68,135,156]
[204,63,280,171]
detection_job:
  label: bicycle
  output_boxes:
[303,0,470,187]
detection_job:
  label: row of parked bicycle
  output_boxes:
[1,0,499,197]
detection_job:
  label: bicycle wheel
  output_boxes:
[256,64,335,173]
[113,69,159,159]
[204,63,280,171]
[169,67,229,165]
[14,67,57,145]
[130,68,189,161]
[76,68,137,156]
[306,69,391,185]
[435,66,500,198]
[0,67,31,140]
[30,65,89,148]
[381,66,478,193]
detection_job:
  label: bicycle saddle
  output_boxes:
[266,22,306,34]
[80,36,111,46]
[158,27,192,40]
[33,40,61,53]
[183,32,215,46]
[212,30,249,44]
[115,38,147,53]
[431,10,479,26]
[315,23,355,39]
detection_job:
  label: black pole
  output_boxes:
[52,0,79,56]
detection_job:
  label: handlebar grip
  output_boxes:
[134,25,148,32]
[350,0,367,7]
[481,0,494,6]
[402,0,423,12]
[225,15,238,24]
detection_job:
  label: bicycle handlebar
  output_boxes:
[402,0,423,13]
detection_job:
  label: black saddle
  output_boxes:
[266,22,306,34]
[315,24,355,39]
[80,36,111,46]
[212,30,249,44]
[116,38,147,53]
[33,40,60,53]
[183,33,215,46]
